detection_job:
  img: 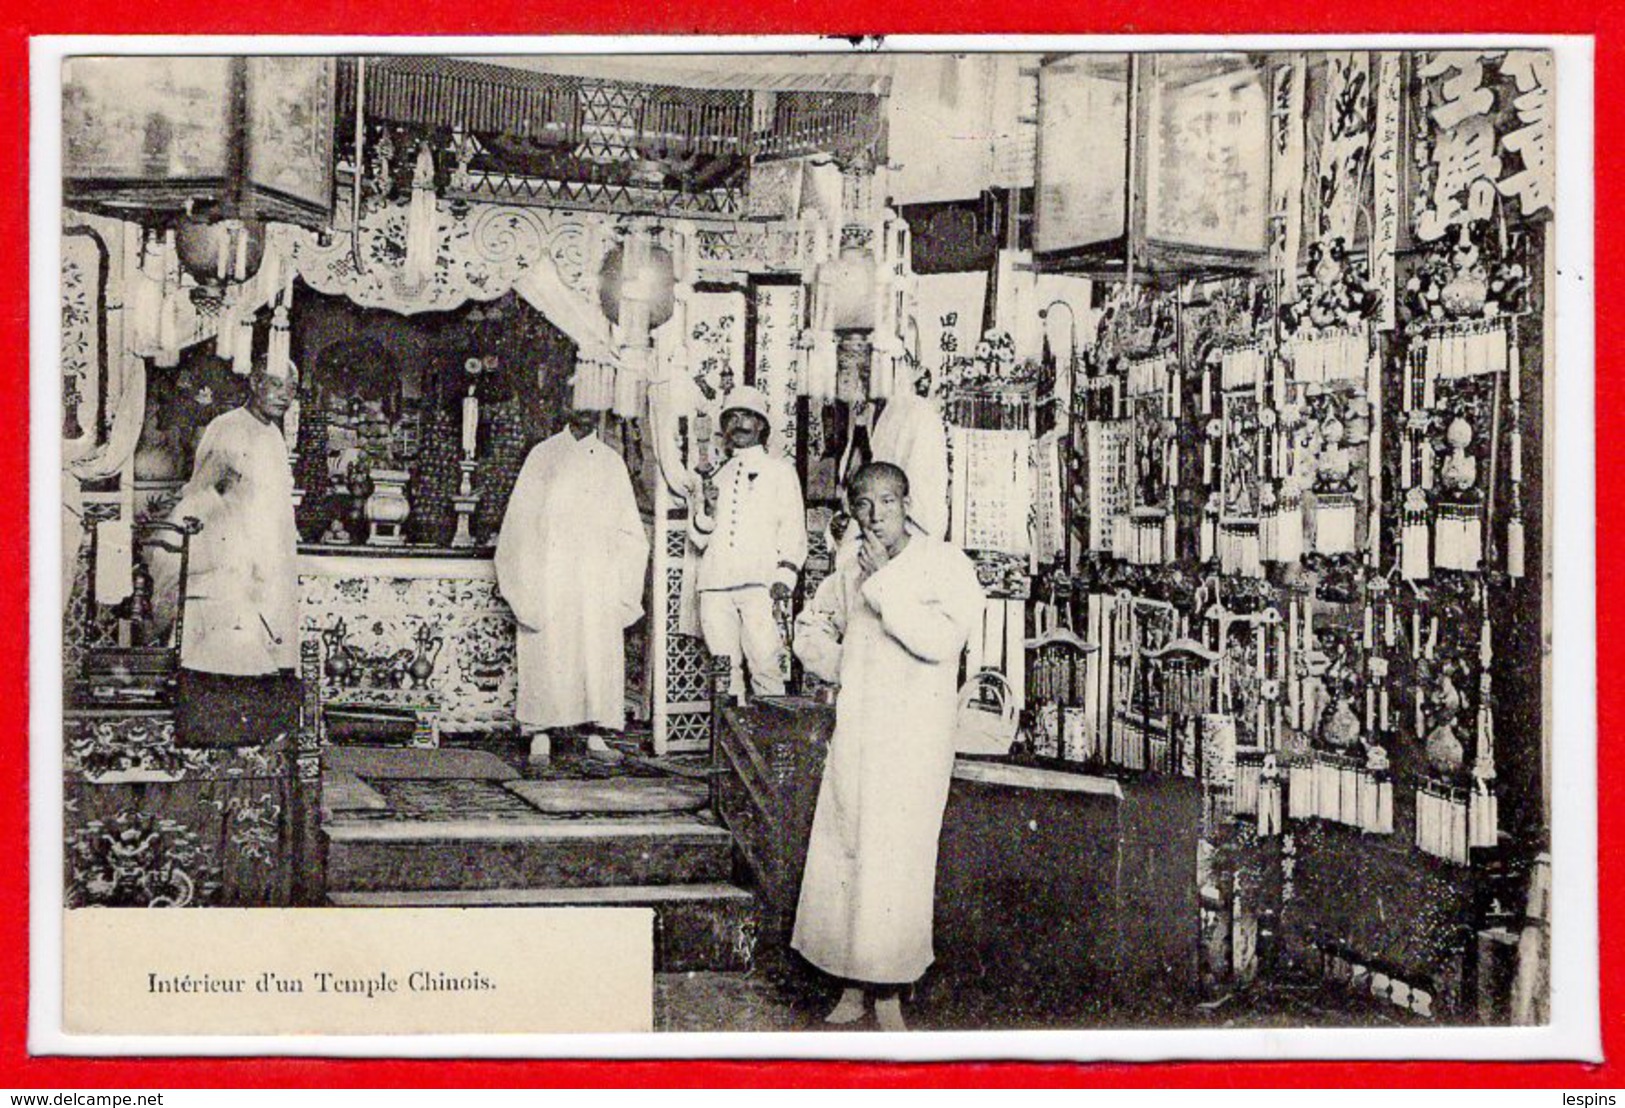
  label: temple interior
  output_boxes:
[58,49,1554,1031]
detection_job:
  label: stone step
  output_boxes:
[327,884,760,973]
[323,816,735,894]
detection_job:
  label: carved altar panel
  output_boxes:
[297,557,516,734]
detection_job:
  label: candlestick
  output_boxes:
[451,459,480,549]
[462,386,480,460]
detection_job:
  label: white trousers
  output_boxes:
[699,587,787,697]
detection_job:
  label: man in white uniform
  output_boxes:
[792,462,985,1031]
[158,360,302,748]
[496,408,649,764]
[688,386,806,699]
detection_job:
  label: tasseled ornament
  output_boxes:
[155,230,181,368]
[232,314,255,376]
[571,361,616,412]
[127,230,165,354]
[267,303,292,382]
[1257,757,1283,835]
[1311,493,1358,555]
[1235,759,1260,815]
[216,289,239,359]
[1469,778,1499,848]
[1434,502,1483,572]
[803,330,839,400]
[1163,663,1213,718]
[1401,488,1431,580]
[404,144,439,288]
[1219,520,1263,578]
[1288,761,1317,819]
[613,348,649,419]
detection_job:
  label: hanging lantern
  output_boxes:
[175,217,266,301]
[816,243,878,331]
[599,230,677,338]
[64,56,335,247]
[1034,53,1270,279]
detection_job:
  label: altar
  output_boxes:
[296,548,515,740]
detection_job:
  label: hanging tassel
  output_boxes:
[232,314,255,376]
[1289,761,1316,820]
[804,331,838,400]
[1259,774,1282,836]
[155,230,181,368]
[216,225,231,283]
[1402,488,1431,580]
[1469,779,1499,848]
[1434,502,1483,572]
[404,143,439,288]
[127,229,163,353]
[1507,516,1526,579]
[267,303,292,382]
[216,288,239,359]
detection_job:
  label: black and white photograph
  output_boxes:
[42,41,1583,1046]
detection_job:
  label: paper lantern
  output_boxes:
[174,217,266,299]
[816,245,878,330]
[598,235,677,333]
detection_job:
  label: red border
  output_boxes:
[7,5,1614,1088]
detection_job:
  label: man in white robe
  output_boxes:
[153,361,301,747]
[792,462,985,1031]
[495,409,649,763]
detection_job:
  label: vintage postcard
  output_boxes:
[29,35,1597,1059]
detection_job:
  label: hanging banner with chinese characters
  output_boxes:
[753,283,804,461]
[1412,51,1554,243]
[950,426,1031,557]
[1317,52,1373,250]
[914,271,990,390]
[1496,51,1555,219]
[1269,57,1307,303]
[1370,52,1404,331]
[686,289,747,475]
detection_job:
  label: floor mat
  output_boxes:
[506,777,709,815]
[325,745,520,781]
[366,778,542,821]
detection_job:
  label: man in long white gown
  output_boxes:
[792,462,985,1031]
[154,360,302,748]
[495,409,649,763]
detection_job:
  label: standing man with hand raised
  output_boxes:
[688,386,806,701]
[791,461,985,1031]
